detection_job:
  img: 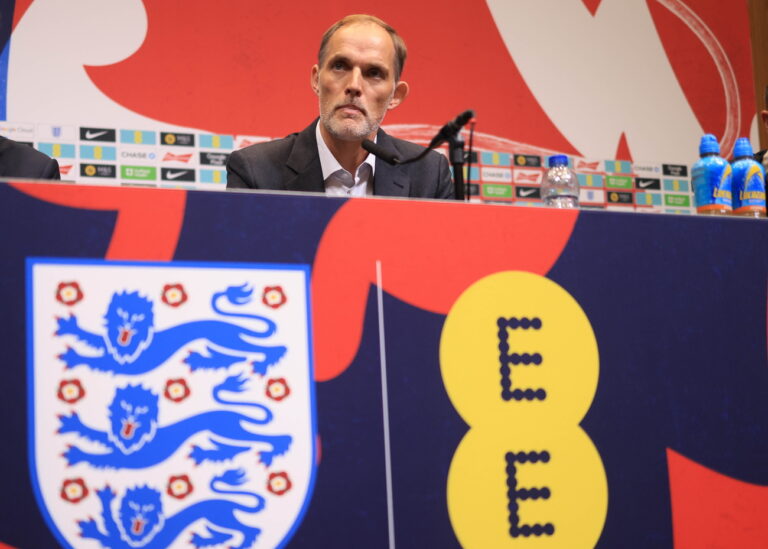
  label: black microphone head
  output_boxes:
[456,110,475,126]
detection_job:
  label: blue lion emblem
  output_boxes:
[56,283,285,375]
[79,469,264,549]
[59,374,291,468]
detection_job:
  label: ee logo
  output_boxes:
[441,271,607,547]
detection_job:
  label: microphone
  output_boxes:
[361,109,475,167]
[427,110,475,149]
[362,139,400,165]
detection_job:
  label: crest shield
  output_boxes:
[28,259,316,549]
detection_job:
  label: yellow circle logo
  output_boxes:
[164,133,176,145]
[441,272,606,548]
[84,165,96,177]
[516,155,526,166]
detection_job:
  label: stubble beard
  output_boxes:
[321,109,380,142]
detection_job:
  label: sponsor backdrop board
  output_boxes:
[0,0,760,216]
[1,181,767,548]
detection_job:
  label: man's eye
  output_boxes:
[368,69,383,78]
[331,61,346,70]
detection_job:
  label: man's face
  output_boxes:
[312,22,408,143]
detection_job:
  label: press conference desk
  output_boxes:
[1,180,766,548]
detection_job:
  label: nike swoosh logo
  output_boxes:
[165,171,189,180]
[519,188,537,197]
[638,180,656,188]
[85,130,108,139]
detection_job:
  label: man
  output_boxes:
[226,14,453,199]
[0,136,60,180]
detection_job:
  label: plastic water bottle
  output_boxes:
[731,137,766,218]
[542,155,579,208]
[692,134,732,215]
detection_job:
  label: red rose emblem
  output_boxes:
[262,286,286,309]
[164,378,190,402]
[57,379,85,404]
[161,283,188,307]
[60,478,88,503]
[267,472,292,496]
[266,378,290,402]
[167,475,193,499]
[55,282,83,306]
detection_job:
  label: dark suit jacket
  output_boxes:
[0,136,60,180]
[226,120,453,199]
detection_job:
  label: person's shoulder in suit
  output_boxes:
[0,136,60,180]
[226,132,301,190]
[382,132,454,199]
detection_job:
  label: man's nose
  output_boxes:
[345,68,363,97]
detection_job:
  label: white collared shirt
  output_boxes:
[316,122,375,197]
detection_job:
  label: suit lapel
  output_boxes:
[281,123,411,196]
[372,129,410,197]
[284,120,325,193]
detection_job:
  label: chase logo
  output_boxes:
[161,132,195,147]
[120,149,157,161]
[161,168,195,182]
[633,164,661,175]
[27,259,316,549]
[79,128,116,142]
[80,163,116,178]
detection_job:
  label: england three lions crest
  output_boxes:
[28,259,316,549]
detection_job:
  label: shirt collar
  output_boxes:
[315,121,376,180]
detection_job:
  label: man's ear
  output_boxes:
[311,65,320,96]
[388,81,409,110]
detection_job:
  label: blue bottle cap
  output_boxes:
[699,134,720,155]
[733,137,754,159]
[548,154,568,168]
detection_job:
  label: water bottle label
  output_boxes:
[692,160,732,212]
[732,163,766,214]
